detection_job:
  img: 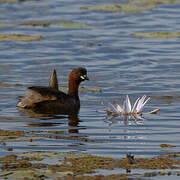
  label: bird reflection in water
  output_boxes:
[18,107,80,134]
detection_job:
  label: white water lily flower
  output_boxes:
[108,95,150,116]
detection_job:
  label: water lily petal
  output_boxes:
[136,95,146,112]
[123,95,131,114]
[132,97,140,113]
[116,104,123,113]
[138,97,150,112]
[108,103,119,113]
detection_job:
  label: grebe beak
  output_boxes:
[80,75,89,81]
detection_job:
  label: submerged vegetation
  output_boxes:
[0,150,179,179]
[0,129,179,179]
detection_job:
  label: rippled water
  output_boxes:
[0,0,180,163]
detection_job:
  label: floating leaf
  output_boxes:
[160,144,176,148]
[149,108,160,114]
[80,4,155,12]
[134,32,180,38]
[0,34,42,42]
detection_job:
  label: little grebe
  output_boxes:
[17,67,89,114]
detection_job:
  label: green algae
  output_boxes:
[0,152,180,179]
[0,23,15,27]
[134,32,180,38]
[56,22,88,28]
[80,4,155,12]
[20,21,88,28]
[130,0,180,5]
[0,34,42,42]
[59,86,102,92]
[16,151,89,160]
[0,83,23,87]
[0,0,17,2]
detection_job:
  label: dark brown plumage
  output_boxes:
[17,67,89,115]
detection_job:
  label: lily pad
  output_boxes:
[0,34,42,42]
[133,32,180,38]
[80,4,155,13]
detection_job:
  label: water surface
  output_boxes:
[0,0,180,165]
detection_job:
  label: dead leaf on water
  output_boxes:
[0,34,42,42]
[149,108,160,114]
[160,144,176,148]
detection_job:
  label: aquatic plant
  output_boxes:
[105,95,159,121]
[0,34,42,42]
[108,95,150,115]
[134,32,180,38]
[80,4,155,13]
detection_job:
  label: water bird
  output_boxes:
[17,67,89,115]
